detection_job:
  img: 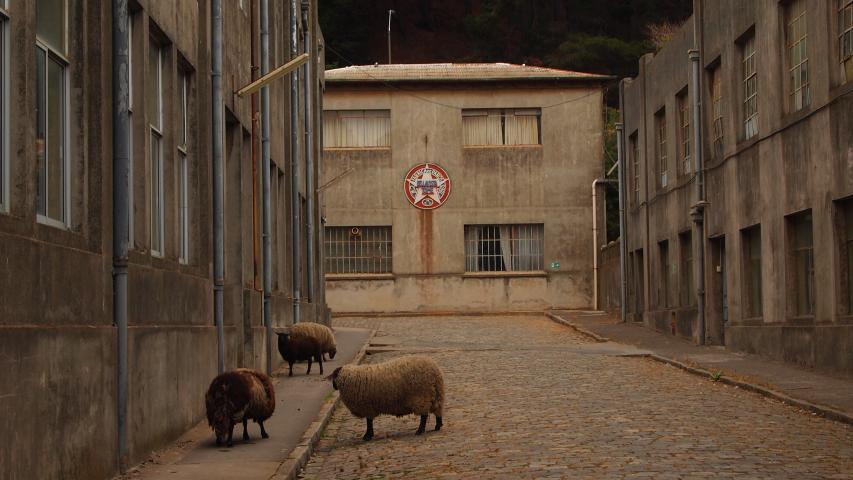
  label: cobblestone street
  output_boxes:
[301,315,853,479]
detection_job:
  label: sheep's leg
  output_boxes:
[416,415,428,435]
[226,424,235,447]
[242,418,250,441]
[259,420,269,439]
[288,361,294,377]
[306,357,313,375]
[362,418,374,441]
[317,353,324,374]
[435,415,443,431]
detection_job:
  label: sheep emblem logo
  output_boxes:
[404,163,452,210]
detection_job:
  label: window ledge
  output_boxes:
[322,147,391,152]
[463,271,547,279]
[463,144,542,149]
[325,273,394,281]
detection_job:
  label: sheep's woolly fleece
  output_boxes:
[334,355,444,420]
[291,322,336,355]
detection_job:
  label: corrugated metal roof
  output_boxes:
[325,63,614,84]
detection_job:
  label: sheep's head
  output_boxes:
[328,347,337,360]
[206,384,235,445]
[326,367,343,390]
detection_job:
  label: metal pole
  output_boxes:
[290,0,302,324]
[212,0,226,372]
[387,10,395,64]
[690,48,707,345]
[616,122,629,323]
[112,0,130,470]
[302,1,315,305]
[261,0,273,375]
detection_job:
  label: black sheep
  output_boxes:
[276,331,324,376]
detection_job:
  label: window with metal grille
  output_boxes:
[462,109,541,146]
[786,0,810,112]
[787,210,814,316]
[178,70,191,264]
[840,0,853,82]
[149,37,165,256]
[630,132,639,206]
[741,33,758,139]
[655,109,667,188]
[325,226,392,274]
[710,66,724,158]
[677,92,691,175]
[742,225,763,318]
[323,110,390,148]
[836,197,853,315]
[464,224,544,272]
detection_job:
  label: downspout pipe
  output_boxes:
[112,0,130,470]
[302,0,315,306]
[212,0,226,372]
[250,0,261,291]
[290,0,302,324]
[690,0,707,345]
[261,0,273,374]
[616,120,629,323]
[591,178,616,311]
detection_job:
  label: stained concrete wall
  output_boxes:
[620,0,853,375]
[0,1,326,479]
[322,83,605,313]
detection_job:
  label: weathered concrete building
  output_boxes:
[0,1,325,478]
[321,63,610,314]
[620,0,853,375]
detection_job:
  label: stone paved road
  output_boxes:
[301,315,853,479]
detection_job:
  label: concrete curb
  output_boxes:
[545,312,609,343]
[639,353,853,427]
[270,329,376,480]
[333,310,545,318]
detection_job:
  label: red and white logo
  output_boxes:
[404,163,452,210]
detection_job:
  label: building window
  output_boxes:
[742,225,763,318]
[840,0,853,82]
[630,132,639,205]
[788,210,815,316]
[323,110,390,148]
[178,71,190,264]
[658,240,670,308]
[786,0,810,112]
[464,224,544,272]
[677,92,691,175]
[149,38,164,256]
[325,226,393,274]
[837,198,853,315]
[710,65,724,158]
[655,109,667,188]
[0,4,7,213]
[36,0,69,226]
[462,108,541,146]
[741,34,758,140]
[679,231,693,307]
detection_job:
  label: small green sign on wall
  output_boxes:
[550,261,561,270]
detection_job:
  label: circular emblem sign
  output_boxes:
[404,163,452,210]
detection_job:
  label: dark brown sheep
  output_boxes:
[276,331,323,376]
[205,368,275,447]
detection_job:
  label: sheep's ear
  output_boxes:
[324,367,342,381]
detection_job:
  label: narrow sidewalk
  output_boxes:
[118,326,372,480]
[551,310,853,424]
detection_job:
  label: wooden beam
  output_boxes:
[235,53,309,97]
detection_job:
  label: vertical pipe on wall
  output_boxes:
[290,0,302,324]
[212,0,226,372]
[691,0,707,345]
[301,0,315,305]
[616,121,629,323]
[261,0,273,374]
[250,0,261,291]
[112,0,130,470]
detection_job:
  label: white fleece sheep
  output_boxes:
[327,355,445,441]
[290,322,337,359]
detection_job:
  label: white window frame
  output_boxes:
[742,34,758,140]
[711,66,724,158]
[464,224,544,273]
[840,0,853,82]
[149,39,164,257]
[462,108,542,147]
[0,5,9,214]
[34,45,71,228]
[677,92,691,175]
[785,0,810,112]
[178,72,189,264]
[324,226,393,274]
[656,110,667,188]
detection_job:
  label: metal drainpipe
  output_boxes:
[212,0,226,372]
[301,0,315,308]
[691,0,707,345]
[591,178,616,310]
[261,0,273,374]
[616,120,629,323]
[112,0,130,470]
[250,0,261,291]
[290,0,302,324]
